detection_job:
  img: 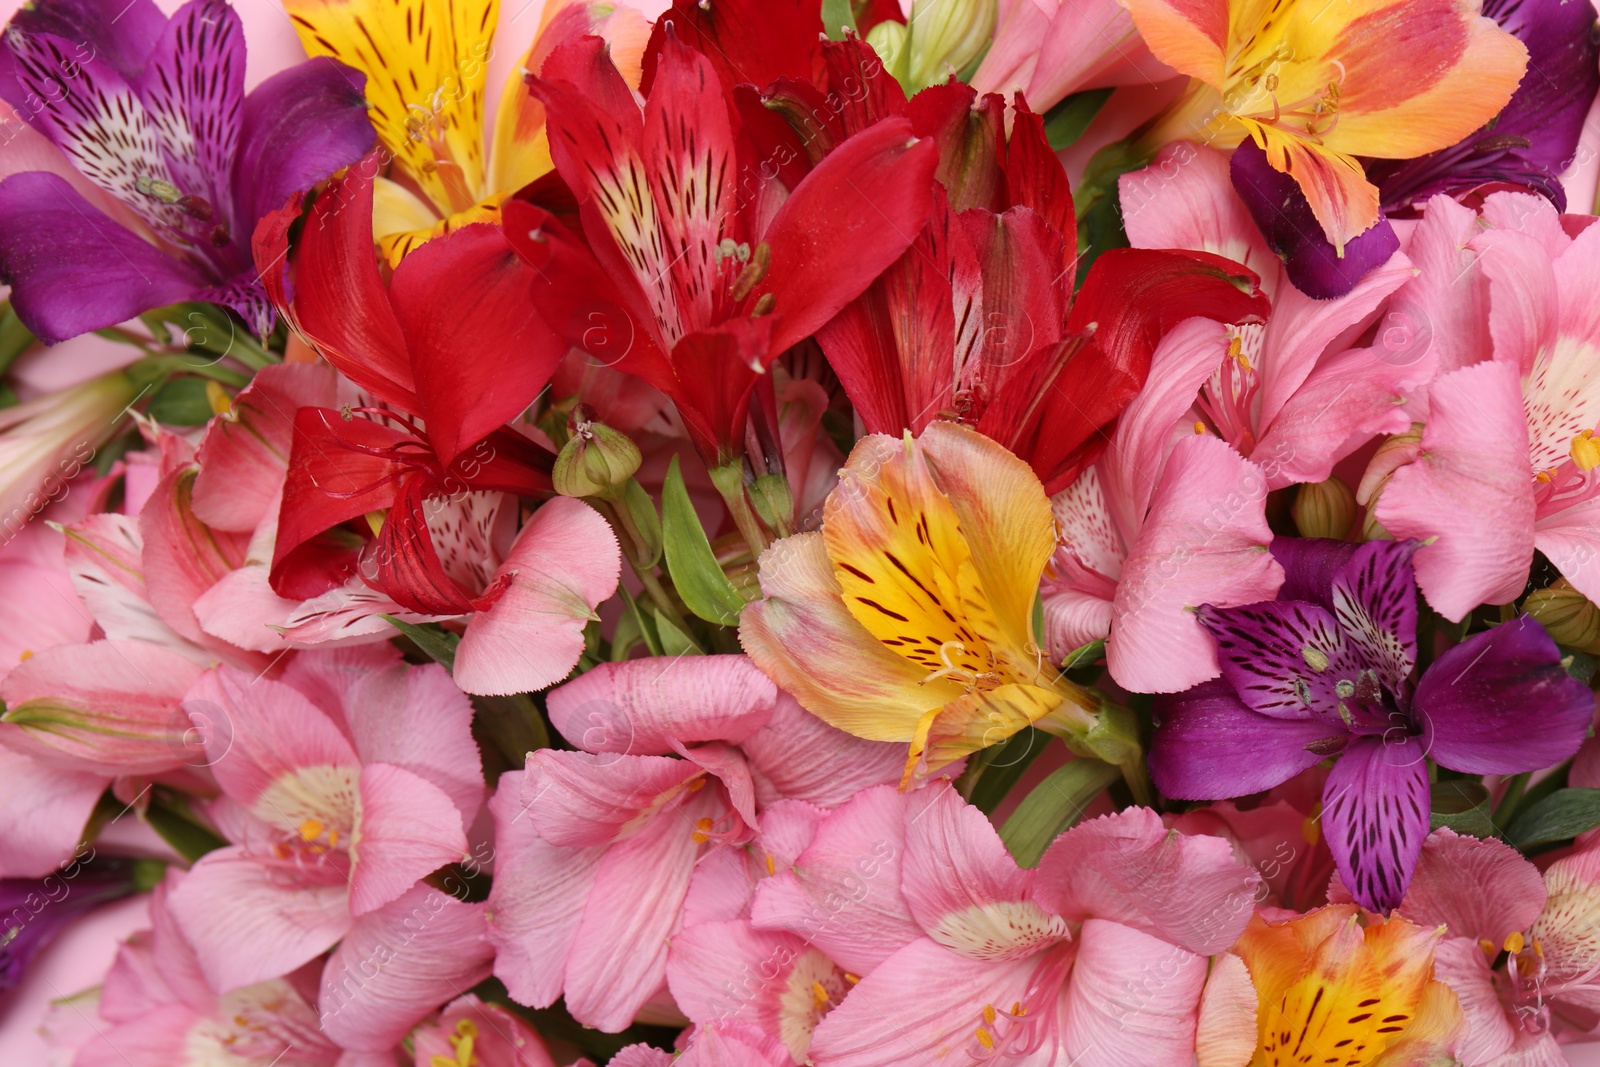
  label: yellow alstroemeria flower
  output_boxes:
[1210,906,1464,1067]
[1124,0,1528,251]
[284,0,650,264]
[740,421,1141,789]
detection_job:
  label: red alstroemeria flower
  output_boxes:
[252,161,617,697]
[757,38,1271,494]
[502,30,939,469]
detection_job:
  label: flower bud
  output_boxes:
[0,370,137,541]
[865,19,908,81]
[1524,579,1600,653]
[1355,424,1422,506]
[903,0,997,92]
[1292,476,1356,539]
[552,420,641,499]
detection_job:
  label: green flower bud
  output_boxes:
[552,420,641,499]
[1525,579,1600,653]
[904,0,996,91]
[1292,476,1356,539]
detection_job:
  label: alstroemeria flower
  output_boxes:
[166,646,485,994]
[0,854,140,993]
[485,654,903,1032]
[1117,143,1419,483]
[256,161,619,695]
[0,0,374,342]
[969,0,1172,113]
[795,57,1269,496]
[1369,0,1600,214]
[1124,0,1527,250]
[740,421,1125,786]
[502,30,938,466]
[410,995,559,1067]
[1199,904,1465,1067]
[1150,538,1593,912]
[1380,828,1600,1064]
[785,788,1260,1066]
[72,872,346,1067]
[1366,192,1600,622]
[284,0,650,264]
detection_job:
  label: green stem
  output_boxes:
[599,496,693,636]
[709,462,769,560]
[1494,772,1531,827]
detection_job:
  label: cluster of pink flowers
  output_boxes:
[3,0,1600,1063]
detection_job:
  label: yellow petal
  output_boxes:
[902,682,1063,786]
[739,532,956,742]
[372,175,441,238]
[375,192,507,268]
[1120,0,1230,88]
[1236,119,1379,253]
[284,0,496,212]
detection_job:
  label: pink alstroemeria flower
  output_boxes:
[1354,828,1600,1065]
[165,646,484,997]
[410,994,559,1067]
[1367,192,1600,621]
[760,785,1259,1066]
[970,0,1173,114]
[70,871,344,1067]
[485,655,904,1033]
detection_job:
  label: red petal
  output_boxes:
[366,475,488,616]
[642,0,823,95]
[669,317,775,462]
[905,83,1005,214]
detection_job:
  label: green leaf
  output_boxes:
[820,0,857,39]
[384,616,461,671]
[1563,650,1597,685]
[965,728,1045,815]
[1042,87,1114,150]
[472,692,551,773]
[144,792,227,862]
[999,759,1121,867]
[1508,788,1600,849]
[653,608,703,657]
[148,377,215,425]
[0,303,36,375]
[661,455,746,626]
[1061,638,1105,671]
[1429,779,1495,838]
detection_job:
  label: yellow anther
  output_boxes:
[983,1004,997,1024]
[975,1026,994,1049]
[364,510,386,537]
[1572,430,1600,471]
[298,819,323,841]
[812,981,830,1008]
[691,816,715,845]
[1536,469,1554,483]
[1193,421,1208,435]
[327,829,339,848]
[17,649,31,661]
[765,854,776,876]
[1504,931,1525,955]
[1479,938,1498,957]
[205,380,233,417]
[687,777,708,791]
[845,973,860,985]
[1534,938,1544,957]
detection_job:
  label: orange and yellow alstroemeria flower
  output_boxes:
[740,421,1141,788]
[284,0,649,263]
[1125,0,1528,251]
[1212,905,1464,1067]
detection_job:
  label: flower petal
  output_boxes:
[348,762,467,917]
[1397,828,1546,946]
[1059,919,1209,1067]
[1150,680,1339,800]
[1321,735,1431,912]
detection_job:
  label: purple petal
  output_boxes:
[0,0,164,103]
[1270,536,1359,607]
[1322,734,1430,913]
[1230,139,1401,300]
[1329,539,1421,693]
[1372,0,1600,213]
[0,171,207,343]
[1150,680,1346,800]
[230,57,374,235]
[199,272,275,339]
[1416,615,1594,775]
[136,0,244,237]
[1196,600,1367,721]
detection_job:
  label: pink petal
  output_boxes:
[901,785,1067,961]
[341,659,483,826]
[71,1004,196,1067]
[167,847,352,993]
[184,666,359,808]
[453,497,621,696]
[483,770,605,1010]
[738,693,905,809]
[0,639,202,775]
[1034,807,1259,956]
[1474,227,1560,379]
[319,886,494,1051]
[348,762,468,916]
[412,995,557,1067]
[545,654,777,756]
[523,749,705,847]
[61,513,191,655]
[1394,195,1493,378]
[1375,360,1535,621]
[1120,144,1271,276]
[1536,496,1600,605]
[1059,918,1207,1067]
[1195,952,1258,1067]
[562,788,717,1031]
[750,784,920,976]
[807,938,1050,1067]
[1431,936,1517,1065]
[0,748,103,877]
[1396,828,1546,945]
[1107,434,1282,694]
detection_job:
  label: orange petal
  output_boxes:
[1120,0,1230,87]
[1238,119,1380,252]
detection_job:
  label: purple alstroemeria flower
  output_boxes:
[2,854,141,992]
[1149,538,1594,913]
[1369,0,1600,214]
[0,0,375,344]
